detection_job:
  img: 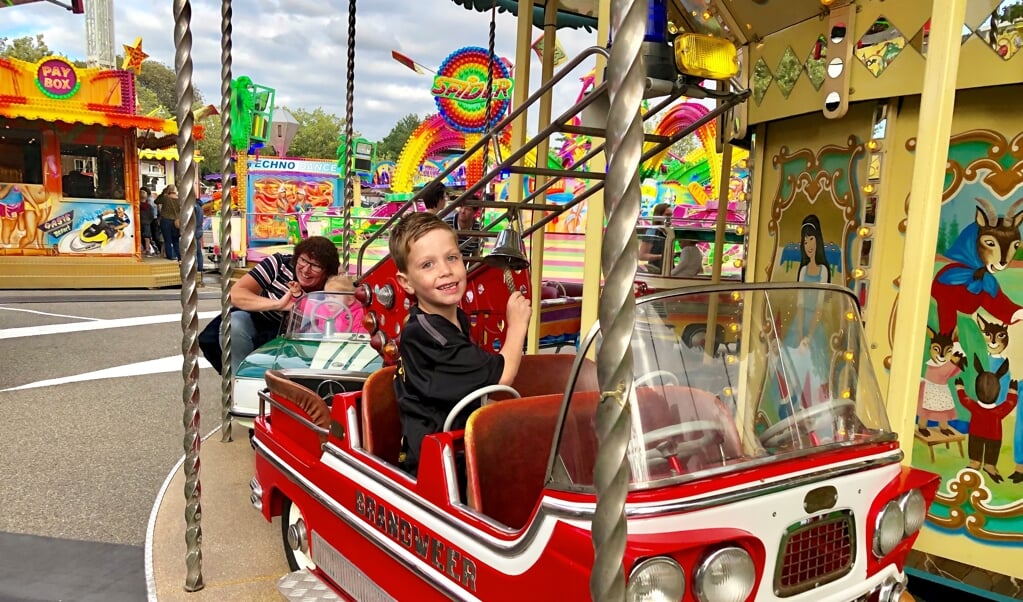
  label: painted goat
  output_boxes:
[931,198,1023,334]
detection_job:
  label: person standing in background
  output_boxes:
[139,187,156,256]
[156,184,181,261]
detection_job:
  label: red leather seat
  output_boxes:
[359,365,402,464]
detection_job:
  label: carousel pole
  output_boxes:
[591,0,646,599]
[173,0,204,591]
[341,0,357,274]
[218,0,235,444]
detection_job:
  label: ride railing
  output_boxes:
[354,45,746,278]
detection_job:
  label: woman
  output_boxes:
[218,236,340,375]
[781,214,833,411]
[156,184,181,261]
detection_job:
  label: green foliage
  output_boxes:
[377,113,422,160]
[0,35,55,62]
[197,117,224,176]
[135,58,204,114]
[284,107,348,159]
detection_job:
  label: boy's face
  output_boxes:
[396,228,466,315]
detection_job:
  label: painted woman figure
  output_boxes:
[782,214,833,410]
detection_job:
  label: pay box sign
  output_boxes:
[35,58,80,98]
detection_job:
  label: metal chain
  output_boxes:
[480,0,497,182]
[341,0,357,274]
[173,0,204,591]
[218,0,234,444]
[591,0,647,599]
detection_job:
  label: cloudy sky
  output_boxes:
[4,0,600,140]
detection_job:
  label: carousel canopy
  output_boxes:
[450,0,598,31]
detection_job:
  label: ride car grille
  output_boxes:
[775,510,855,597]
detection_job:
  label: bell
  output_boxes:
[485,227,530,271]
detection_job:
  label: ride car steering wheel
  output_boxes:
[308,298,354,335]
[758,399,857,448]
[643,420,725,461]
[316,379,347,401]
[442,385,521,432]
[634,370,680,388]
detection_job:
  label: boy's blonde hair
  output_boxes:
[388,212,455,272]
[324,274,355,292]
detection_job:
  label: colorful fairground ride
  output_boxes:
[163,0,1023,600]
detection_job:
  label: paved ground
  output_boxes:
[0,281,228,601]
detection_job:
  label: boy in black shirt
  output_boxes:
[389,212,531,476]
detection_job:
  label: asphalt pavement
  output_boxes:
[0,282,229,601]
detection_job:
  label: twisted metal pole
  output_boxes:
[218,0,235,444]
[591,0,646,599]
[341,0,357,274]
[173,0,204,591]
[480,0,497,175]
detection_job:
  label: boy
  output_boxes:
[389,212,531,476]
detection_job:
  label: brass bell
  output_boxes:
[485,227,529,271]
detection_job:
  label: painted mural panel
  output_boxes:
[755,123,871,431]
[246,158,341,245]
[0,183,134,256]
[912,129,1023,547]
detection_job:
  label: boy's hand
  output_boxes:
[505,291,532,331]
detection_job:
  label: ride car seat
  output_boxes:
[464,393,565,529]
[264,370,331,443]
[360,365,402,465]
[508,354,599,399]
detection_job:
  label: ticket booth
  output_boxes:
[0,54,178,288]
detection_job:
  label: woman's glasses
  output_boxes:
[296,256,324,274]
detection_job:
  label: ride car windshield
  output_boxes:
[550,284,895,491]
[284,291,366,340]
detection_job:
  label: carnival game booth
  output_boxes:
[0,54,179,288]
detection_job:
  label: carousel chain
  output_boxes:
[341,0,357,273]
[218,0,234,444]
[590,0,647,599]
[173,0,204,592]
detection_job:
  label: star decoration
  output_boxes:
[122,37,148,73]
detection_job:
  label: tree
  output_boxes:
[135,59,204,115]
[285,107,347,159]
[0,34,55,62]
[377,113,422,160]
[197,117,224,177]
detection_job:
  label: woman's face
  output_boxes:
[295,253,329,290]
[803,232,818,257]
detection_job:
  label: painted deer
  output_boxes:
[931,197,1023,334]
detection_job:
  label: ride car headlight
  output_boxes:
[694,547,756,602]
[627,557,685,602]
[899,489,927,537]
[873,500,905,557]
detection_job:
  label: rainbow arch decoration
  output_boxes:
[393,114,541,193]
[643,102,748,203]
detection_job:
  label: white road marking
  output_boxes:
[0,307,100,321]
[0,310,220,340]
[2,355,214,392]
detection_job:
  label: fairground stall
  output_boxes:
[0,50,178,288]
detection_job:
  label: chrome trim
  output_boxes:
[259,390,329,438]
[542,451,903,519]
[310,532,396,602]
[442,446,460,505]
[346,406,361,449]
[249,476,263,512]
[229,408,257,418]
[254,439,473,601]
[773,510,856,597]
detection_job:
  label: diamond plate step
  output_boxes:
[277,570,343,601]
